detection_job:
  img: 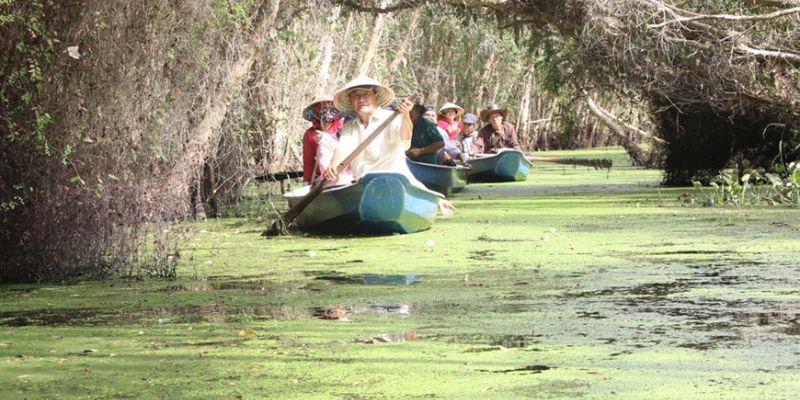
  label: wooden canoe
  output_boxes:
[283,172,443,234]
[467,150,533,182]
[406,158,468,196]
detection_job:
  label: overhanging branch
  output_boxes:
[648,5,800,28]
[737,43,800,64]
[331,0,424,13]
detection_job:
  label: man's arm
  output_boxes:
[505,123,522,150]
[397,99,413,140]
[407,140,444,158]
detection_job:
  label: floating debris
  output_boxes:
[358,331,416,344]
[313,305,349,320]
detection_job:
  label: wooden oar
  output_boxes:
[263,106,406,236]
[525,154,613,170]
[473,151,613,170]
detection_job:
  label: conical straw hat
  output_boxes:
[302,94,334,121]
[333,76,396,113]
[437,102,464,118]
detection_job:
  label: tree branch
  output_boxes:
[331,0,424,13]
[585,94,657,167]
[736,43,800,64]
[648,5,800,28]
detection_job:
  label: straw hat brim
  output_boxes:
[333,77,396,113]
[437,103,464,118]
[480,108,509,122]
[302,95,334,121]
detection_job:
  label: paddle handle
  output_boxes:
[525,154,612,169]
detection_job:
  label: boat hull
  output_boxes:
[406,158,468,196]
[283,173,441,234]
[467,150,532,182]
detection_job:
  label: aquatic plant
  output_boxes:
[690,161,800,207]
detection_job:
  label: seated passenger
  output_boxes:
[437,102,465,140]
[301,95,345,185]
[314,125,353,187]
[455,113,479,161]
[423,106,464,166]
[473,104,522,154]
[406,104,444,164]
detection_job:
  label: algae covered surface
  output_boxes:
[3,147,800,399]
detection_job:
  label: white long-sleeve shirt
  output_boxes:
[337,108,425,189]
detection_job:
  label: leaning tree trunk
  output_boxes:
[155,0,281,215]
[318,35,334,93]
[474,50,496,106]
[389,5,422,76]
[356,0,390,77]
[585,94,659,167]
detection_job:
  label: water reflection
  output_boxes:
[315,274,418,286]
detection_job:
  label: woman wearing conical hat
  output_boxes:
[436,102,465,140]
[301,95,346,185]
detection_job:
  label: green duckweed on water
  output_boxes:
[2,147,800,399]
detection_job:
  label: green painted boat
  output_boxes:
[406,158,468,196]
[283,172,442,234]
[467,150,533,182]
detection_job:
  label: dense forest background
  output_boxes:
[1,0,798,282]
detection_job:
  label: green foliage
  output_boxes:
[688,162,800,207]
[212,0,257,30]
[69,175,86,186]
[0,0,54,152]
[0,184,25,212]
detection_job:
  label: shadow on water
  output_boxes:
[427,333,541,349]
[476,234,532,243]
[650,250,728,255]
[284,247,346,254]
[559,264,800,350]
[483,365,552,374]
[163,280,272,292]
[314,273,418,286]
[469,250,497,261]
[564,266,755,300]
[311,303,413,319]
[0,301,420,327]
[0,304,312,327]
[563,280,695,299]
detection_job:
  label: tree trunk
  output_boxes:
[518,70,532,141]
[318,35,334,92]
[155,0,282,215]
[389,5,422,76]
[585,94,656,167]
[474,50,496,105]
[356,0,390,77]
[490,81,501,105]
[336,12,356,80]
